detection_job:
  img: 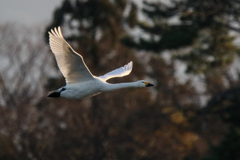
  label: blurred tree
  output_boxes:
[0,23,54,159]
[45,0,138,67]
[1,0,240,160]
[122,0,240,73]
[121,0,240,159]
[0,23,51,107]
[201,127,240,160]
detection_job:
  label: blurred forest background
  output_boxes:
[1,0,240,159]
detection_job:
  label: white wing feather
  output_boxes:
[49,27,94,84]
[99,61,133,81]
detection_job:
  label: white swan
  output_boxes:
[47,27,154,99]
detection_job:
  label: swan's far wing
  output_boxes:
[99,61,133,81]
[49,27,94,84]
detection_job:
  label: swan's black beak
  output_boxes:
[47,90,60,98]
[144,82,154,87]
[146,83,154,87]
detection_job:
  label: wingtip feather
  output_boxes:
[58,26,63,37]
[128,61,133,70]
[54,27,60,37]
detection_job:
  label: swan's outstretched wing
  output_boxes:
[49,27,94,84]
[99,61,133,81]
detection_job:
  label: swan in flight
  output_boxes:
[47,27,154,99]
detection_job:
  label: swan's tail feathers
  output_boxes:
[47,90,60,98]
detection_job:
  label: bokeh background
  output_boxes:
[1,0,240,159]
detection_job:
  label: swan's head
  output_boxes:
[137,80,154,87]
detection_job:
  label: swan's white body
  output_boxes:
[47,27,154,99]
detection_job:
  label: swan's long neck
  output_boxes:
[103,82,140,92]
